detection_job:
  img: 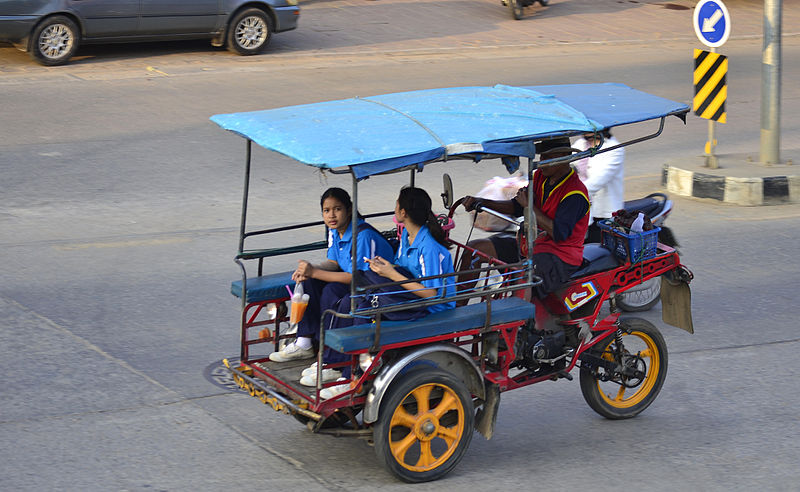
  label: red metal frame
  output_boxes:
[235,240,686,422]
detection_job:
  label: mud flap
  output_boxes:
[475,383,500,440]
[661,267,694,334]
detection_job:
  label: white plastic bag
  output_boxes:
[471,175,528,232]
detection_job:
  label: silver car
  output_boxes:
[0,0,300,65]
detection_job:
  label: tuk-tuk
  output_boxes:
[211,83,693,482]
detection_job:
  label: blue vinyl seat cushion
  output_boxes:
[231,271,294,302]
[325,296,535,353]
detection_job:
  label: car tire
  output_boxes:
[227,8,273,56]
[30,15,80,66]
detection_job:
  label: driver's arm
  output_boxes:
[463,186,530,217]
[462,196,518,216]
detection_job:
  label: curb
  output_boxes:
[662,165,800,206]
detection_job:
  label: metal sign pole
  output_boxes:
[760,0,782,165]
[706,48,718,169]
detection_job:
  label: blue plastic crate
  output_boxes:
[597,220,660,263]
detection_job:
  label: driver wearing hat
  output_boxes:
[458,136,590,299]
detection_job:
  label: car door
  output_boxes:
[70,0,140,38]
[138,0,221,35]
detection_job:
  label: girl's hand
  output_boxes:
[367,256,396,278]
[292,260,313,282]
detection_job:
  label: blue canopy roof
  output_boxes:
[210,83,688,179]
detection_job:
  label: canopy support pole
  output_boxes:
[409,169,416,187]
[350,172,359,312]
[526,157,535,288]
[237,139,253,361]
[239,139,252,255]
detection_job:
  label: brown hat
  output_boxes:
[537,136,580,156]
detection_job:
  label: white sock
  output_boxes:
[295,337,312,350]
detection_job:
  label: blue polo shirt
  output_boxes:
[395,225,456,312]
[327,219,394,273]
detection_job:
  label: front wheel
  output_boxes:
[508,0,524,20]
[227,8,273,55]
[579,318,668,419]
[374,368,474,483]
[30,15,79,66]
[617,277,661,312]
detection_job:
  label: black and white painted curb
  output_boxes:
[662,165,800,206]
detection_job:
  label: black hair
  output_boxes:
[397,187,448,247]
[320,187,359,227]
[320,187,352,211]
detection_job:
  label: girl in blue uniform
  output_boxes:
[365,186,456,313]
[269,188,393,376]
[319,187,455,399]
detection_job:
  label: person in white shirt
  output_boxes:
[573,129,625,243]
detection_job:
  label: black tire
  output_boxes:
[30,15,79,66]
[579,318,668,419]
[617,277,661,312]
[509,0,524,20]
[227,8,273,55]
[374,368,474,483]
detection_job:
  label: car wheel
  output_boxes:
[30,15,79,66]
[227,8,273,55]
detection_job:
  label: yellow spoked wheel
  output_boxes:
[374,368,473,483]
[580,318,668,419]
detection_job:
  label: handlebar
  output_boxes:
[448,196,522,228]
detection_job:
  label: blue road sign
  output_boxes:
[693,0,731,48]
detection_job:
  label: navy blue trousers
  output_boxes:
[323,269,430,377]
[295,278,351,341]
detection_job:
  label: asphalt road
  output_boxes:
[1,2,800,489]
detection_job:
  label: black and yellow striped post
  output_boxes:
[694,49,727,122]
[694,48,727,168]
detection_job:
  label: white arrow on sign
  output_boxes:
[702,8,723,32]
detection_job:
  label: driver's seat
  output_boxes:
[570,244,619,279]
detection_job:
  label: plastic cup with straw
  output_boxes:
[289,281,310,326]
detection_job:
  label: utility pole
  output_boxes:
[760,0,782,165]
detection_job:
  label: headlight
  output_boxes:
[286,0,299,5]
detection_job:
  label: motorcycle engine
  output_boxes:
[516,326,565,370]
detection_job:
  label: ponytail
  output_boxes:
[426,211,449,247]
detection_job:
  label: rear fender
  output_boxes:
[661,266,694,333]
[363,343,485,424]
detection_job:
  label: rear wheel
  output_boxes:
[227,8,273,55]
[374,368,474,483]
[579,318,667,419]
[30,16,79,66]
[617,277,661,312]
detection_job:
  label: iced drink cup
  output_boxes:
[289,293,310,325]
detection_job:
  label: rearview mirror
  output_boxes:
[441,173,453,209]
